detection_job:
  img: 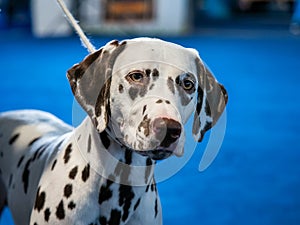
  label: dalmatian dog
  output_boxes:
[0,38,228,225]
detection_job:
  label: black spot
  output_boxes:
[68,201,76,210]
[17,155,25,168]
[51,159,57,171]
[69,166,78,180]
[119,84,124,93]
[119,185,134,222]
[22,159,31,194]
[34,187,46,212]
[32,145,47,160]
[109,209,121,225]
[151,183,155,192]
[87,134,92,153]
[56,200,65,220]
[28,137,41,146]
[154,197,158,218]
[33,223,38,225]
[99,216,107,225]
[142,105,147,115]
[124,150,132,165]
[134,198,141,211]
[0,152,3,158]
[152,68,159,81]
[9,133,20,145]
[82,164,90,182]
[44,208,51,222]
[64,184,73,198]
[145,69,151,76]
[165,100,170,104]
[99,131,110,149]
[156,99,163,104]
[98,180,113,205]
[63,144,72,164]
[146,185,150,192]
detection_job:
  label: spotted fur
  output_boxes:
[0,38,227,225]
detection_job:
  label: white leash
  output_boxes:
[56,0,96,53]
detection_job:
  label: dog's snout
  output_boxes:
[152,118,182,148]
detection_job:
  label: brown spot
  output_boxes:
[129,87,139,101]
[138,117,151,137]
[119,84,124,93]
[167,77,175,94]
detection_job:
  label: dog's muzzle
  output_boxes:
[152,118,181,148]
[139,117,182,160]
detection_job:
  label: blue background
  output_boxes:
[1,26,300,224]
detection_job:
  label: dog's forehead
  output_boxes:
[113,38,199,74]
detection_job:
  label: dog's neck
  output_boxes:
[73,117,155,186]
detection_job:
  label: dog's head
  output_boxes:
[67,38,228,160]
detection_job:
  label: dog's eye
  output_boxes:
[182,79,195,91]
[127,71,145,83]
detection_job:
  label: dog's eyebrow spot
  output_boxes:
[165,100,170,104]
[152,69,159,81]
[145,69,151,77]
[156,99,163,104]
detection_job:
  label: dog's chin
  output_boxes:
[135,148,174,160]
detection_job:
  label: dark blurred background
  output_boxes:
[0,0,300,225]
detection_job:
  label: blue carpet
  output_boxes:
[0,27,300,225]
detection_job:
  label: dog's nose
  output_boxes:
[152,118,182,148]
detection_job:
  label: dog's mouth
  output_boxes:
[136,148,173,160]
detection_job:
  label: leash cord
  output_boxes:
[56,0,96,53]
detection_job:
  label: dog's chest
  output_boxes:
[30,119,159,225]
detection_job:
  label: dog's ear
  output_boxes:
[192,58,228,142]
[67,40,127,132]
